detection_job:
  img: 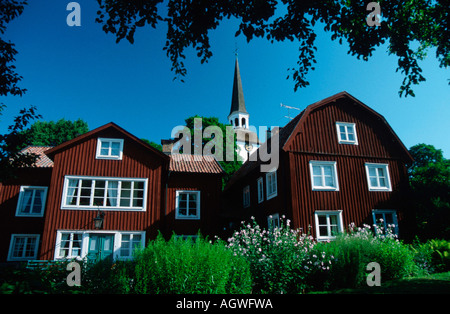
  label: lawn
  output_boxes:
[313,272,450,294]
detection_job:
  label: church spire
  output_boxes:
[229,57,247,115]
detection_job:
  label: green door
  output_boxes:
[87,234,114,262]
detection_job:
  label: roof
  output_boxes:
[45,122,170,162]
[169,154,224,174]
[19,146,54,168]
[224,91,413,190]
[229,58,247,115]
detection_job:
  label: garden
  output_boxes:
[1,217,449,294]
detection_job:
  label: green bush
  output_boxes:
[133,233,252,294]
[227,216,332,293]
[310,223,416,290]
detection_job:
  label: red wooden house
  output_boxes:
[0,122,223,263]
[222,91,414,240]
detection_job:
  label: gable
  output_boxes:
[45,122,170,164]
[282,92,413,162]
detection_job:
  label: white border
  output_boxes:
[96,138,124,160]
[15,186,48,217]
[309,160,340,191]
[175,190,201,220]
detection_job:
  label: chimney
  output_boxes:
[161,139,176,155]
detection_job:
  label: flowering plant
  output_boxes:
[227,216,333,293]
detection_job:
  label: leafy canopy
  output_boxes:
[96,0,449,97]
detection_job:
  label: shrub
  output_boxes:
[310,223,416,290]
[133,232,252,294]
[227,216,332,293]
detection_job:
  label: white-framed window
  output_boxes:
[309,161,339,191]
[365,163,392,191]
[54,230,145,261]
[336,122,358,145]
[314,211,343,241]
[257,177,264,203]
[96,138,124,160]
[61,176,148,211]
[266,170,277,200]
[175,190,200,219]
[372,210,399,235]
[15,186,48,217]
[119,233,143,259]
[267,213,280,231]
[243,186,250,208]
[55,232,83,259]
[7,234,40,261]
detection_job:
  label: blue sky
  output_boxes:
[1,0,449,157]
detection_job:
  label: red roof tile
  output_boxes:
[19,146,54,168]
[169,154,224,174]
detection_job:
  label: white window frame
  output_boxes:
[7,234,40,261]
[314,211,344,241]
[54,231,83,259]
[175,190,201,220]
[365,163,392,191]
[266,170,277,200]
[257,177,264,203]
[267,213,280,231]
[61,175,148,211]
[54,230,145,261]
[243,185,250,208]
[372,209,399,235]
[336,122,358,145]
[15,186,48,217]
[96,138,124,160]
[309,161,340,191]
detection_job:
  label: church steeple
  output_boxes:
[228,57,249,129]
[230,58,247,115]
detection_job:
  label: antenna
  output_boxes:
[280,103,300,120]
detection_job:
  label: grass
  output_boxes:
[311,272,450,294]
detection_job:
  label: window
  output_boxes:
[267,213,280,231]
[15,186,48,217]
[336,122,358,145]
[314,211,343,241]
[309,161,339,191]
[365,163,392,191]
[120,233,142,258]
[54,231,145,261]
[243,186,250,208]
[56,232,83,259]
[242,118,246,128]
[372,210,399,235]
[266,170,277,200]
[62,176,147,211]
[176,191,200,219]
[257,177,264,203]
[96,138,124,160]
[8,234,40,261]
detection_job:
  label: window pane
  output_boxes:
[313,176,322,187]
[319,226,328,237]
[31,190,43,213]
[370,177,378,187]
[369,167,377,177]
[324,175,334,187]
[312,166,322,176]
[318,215,327,225]
[323,166,333,176]
[329,214,338,226]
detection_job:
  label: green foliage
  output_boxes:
[408,143,450,240]
[133,233,252,294]
[22,118,89,147]
[140,138,163,151]
[313,224,416,290]
[227,216,332,293]
[183,115,242,189]
[96,0,448,97]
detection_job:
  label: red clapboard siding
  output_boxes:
[39,126,168,260]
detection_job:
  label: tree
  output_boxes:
[95,0,449,97]
[141,138,163,151]
[408,143,450,240]
[0,1,42,182]
[21,118,89,147]
[0,105,41,182]
[181,115,242,188]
